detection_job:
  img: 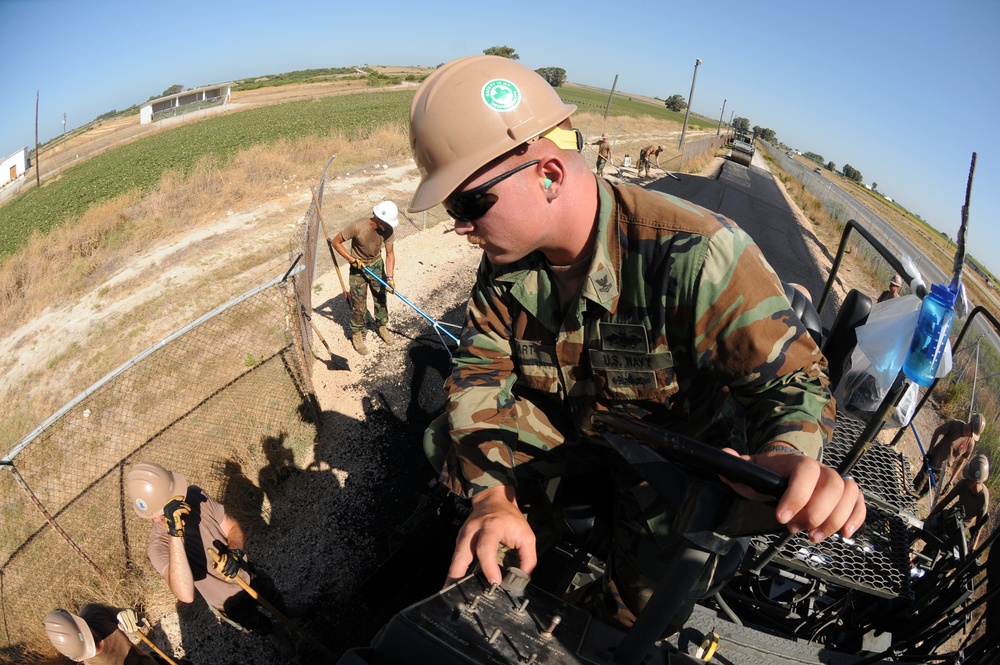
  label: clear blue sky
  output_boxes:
[2,0,997,276]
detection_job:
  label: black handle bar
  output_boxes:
[592,412,789,499]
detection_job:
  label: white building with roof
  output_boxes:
[139,83,231,125]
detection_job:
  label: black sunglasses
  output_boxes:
[444,160,541,222]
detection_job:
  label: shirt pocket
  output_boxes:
[513,339,561,394]
[589,348,679,403]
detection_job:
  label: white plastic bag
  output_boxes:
[835,294,948,428]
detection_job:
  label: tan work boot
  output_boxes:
[377,326,394,345]
[351,331,368,355]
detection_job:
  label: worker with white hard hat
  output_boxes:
[330,201,399,355]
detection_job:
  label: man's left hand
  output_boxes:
[386,277,395,294]
[116,609,141,634]
[723,448,866,542]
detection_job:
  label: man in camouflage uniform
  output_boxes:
[913,413,985,498]
[331,200,399,355]
[637,144,664,177]
[590,133,612,177]
[408,55,865,633]
[922,454,990,556]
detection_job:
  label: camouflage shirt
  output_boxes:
[444,179,835,498]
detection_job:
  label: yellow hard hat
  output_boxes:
[408,55,577,213]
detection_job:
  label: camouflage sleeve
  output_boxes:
[691,226,834,459]
[445,256,522,497]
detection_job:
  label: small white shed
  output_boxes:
[1,147,28,187]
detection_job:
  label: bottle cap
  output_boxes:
[929,283,957,307]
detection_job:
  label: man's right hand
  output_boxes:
[446,485,537,587]
[163,496,190,537]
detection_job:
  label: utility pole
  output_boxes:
[63,113,67,136]
[603,74,619,121]
[35,90,41,187]
[716,99,726,136]
[677,59,701,151]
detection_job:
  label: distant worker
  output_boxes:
[126,463,297,656]
[638,144,664,177]
[44,605,160,664]
[877,274,903,303]
[914,413,985,498]
[331,201,399,355]
[590,133,612,177]
[926,454,990,552]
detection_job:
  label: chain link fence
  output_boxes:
[0,174,326,660]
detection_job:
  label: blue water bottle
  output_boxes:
[903,284,957,387]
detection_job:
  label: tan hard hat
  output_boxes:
[971,413,985,437]
[373,201,399,227]
[964,454,990,482]
[44,609,97,661]
[890,275,902,287]
[126,462,188,519]
[408,55,577,213]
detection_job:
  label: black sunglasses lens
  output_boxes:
[445,192,498,222]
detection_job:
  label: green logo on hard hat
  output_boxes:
[482,79,520,112]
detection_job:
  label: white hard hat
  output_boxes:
[373,201,398,227]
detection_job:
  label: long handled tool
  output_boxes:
[301,305,334,357]
[208,549,337,660]
[134,625,179,665]
[311,187,349,301]
[910,421,938,499]
[359,265,461,352]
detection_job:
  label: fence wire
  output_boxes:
[0,202,320,661]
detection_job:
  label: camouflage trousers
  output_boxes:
[638,150,651,176]
[423,398,722,634]
[596,155,608,177]
[349,257,388,333]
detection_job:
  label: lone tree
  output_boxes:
[664,94,686,112]
[535,67,567,87]
[733,116,751,131]
[483,46,519,60]
[753,126,776,143]
[842,163,864,183]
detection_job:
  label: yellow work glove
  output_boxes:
[387,277,395,294]
[213,548,247,579]
[163,496,190,538]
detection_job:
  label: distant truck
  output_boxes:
[730,127,756,167]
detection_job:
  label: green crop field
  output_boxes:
[555,86,708,126]
[0,81,712,262]
[0,88,415,261]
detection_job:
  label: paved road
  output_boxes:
[648,158,839,329]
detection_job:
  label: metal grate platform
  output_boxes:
[750,413,917,600]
